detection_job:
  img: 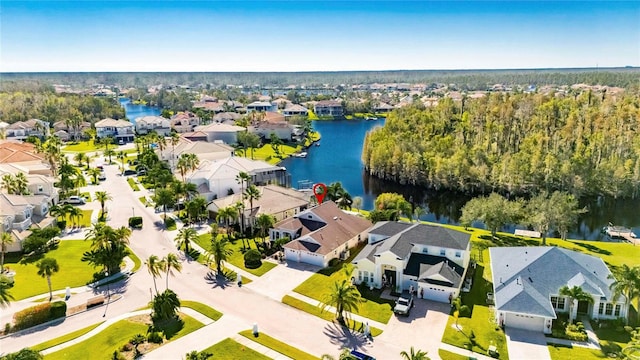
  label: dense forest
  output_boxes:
[362,91,640,199]
[1,68,638,90]
[0,90,125,124]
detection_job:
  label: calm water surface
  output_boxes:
[119,98,160,125]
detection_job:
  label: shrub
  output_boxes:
[328,258,341,267]
[164,217,176,229]
[2,348,43,360]
[56,220,67,230]
[22,236,48,254]
[12,301,67,330]
[128,216,143,228]
[243,249,262,269]
[146,331,163,344]
[459,305,471,317]
[4,322,12,334]
[49,301,67,319]
[120,343,133,352]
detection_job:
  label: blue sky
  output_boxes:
[1,1,638,72]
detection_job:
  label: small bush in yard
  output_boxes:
[146,331,163,344]
[49,301,67,319]
[128,216,143,228]
[243,249,262,268]
[12,301,67,330]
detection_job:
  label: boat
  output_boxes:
[293,152,307,158]
[315,142,320,147]
[365,116,377,121]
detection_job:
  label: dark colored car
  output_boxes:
[123,169,137,176]
[350,349,376,360]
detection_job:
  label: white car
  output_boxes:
[61,196,85,205]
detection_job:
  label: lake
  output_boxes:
[119,98,160,125]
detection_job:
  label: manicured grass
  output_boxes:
[198,338,271,360]
[5,241,96,300]
[61,209,93,228]
[438,349,471,360]
[32,322,104,351]
[138,196,149,206]
[181,300,223,321]
[293,273,393,324]
[164,216,177,231]
[62,141,99,153]
[194,234,276,276]
[127,177,140,191]
[44,313,204,360]
[548,343,607,360]
[282,295,383,337]
[441,262,509,360]
[239,330,320,360]
[245,143,301,165]
[127,250,142,273]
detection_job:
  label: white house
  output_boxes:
[135,115,171,136]
[95,118,135,142]
[490,247,626,334]
[282,104,309,118]
[352,221,471,303]
[187,157,289,201]
[246,101,277,113]
[314,100,343,117]
[193,123,246,144]
[5,119,50,140]
[170,112,201,133]
[156,137,233,169]
[271,201,372,267]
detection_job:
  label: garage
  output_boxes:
[505,313,544,332]
[419,285,452,303]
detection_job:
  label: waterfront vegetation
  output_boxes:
[5,241,95,300]
[238,330,321,360]
[363,93,640,199]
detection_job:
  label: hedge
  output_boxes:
[13,301,67,330]
[128,216,143,228]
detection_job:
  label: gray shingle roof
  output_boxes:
[491,247,617,318]
[368,221,413,238]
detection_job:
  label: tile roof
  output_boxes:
[95,118,133,128]
[490,247,617,318]
[195,123,245,133]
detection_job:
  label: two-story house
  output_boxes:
[246,101,277,113]
[94,118,135,143]
[282,104,309,118]
[352,221,471,303]
[314,100,344,117]
[5,119,50,141]
[170,112,201,133]
[135,115,171,136]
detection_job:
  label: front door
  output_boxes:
[577,300,590,314]
[384,269,396,290]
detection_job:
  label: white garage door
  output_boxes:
[420,285,451,303]
[505,313,544,332]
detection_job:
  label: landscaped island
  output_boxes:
[362,91,640,198]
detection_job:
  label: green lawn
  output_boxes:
[548,344,607,360]
[127,178,140,191]
[181,300,223,321]
[548,326,633,360]
[62,141,99,153]
[441,262,508,360]
[5,241,96,300]
[197,338,271,360]
[194,234,277,276]
[282,295,383,337]
[239,330,320,360]
[438,349,471,360]
[127,250,142,273]
[241,143,301,165]
[60,209,93,228]
[138,196,149,206]
[44,313,204,360]
[293,273,393,324]
[32,322,104,352]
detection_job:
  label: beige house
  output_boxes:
[0,141,52,175]
[271,201,372,267]
[135,115,171,136]
[193,123,246,144]
[156,137,234,170]
[170,112,201,133]
[207,185,310,225]
[95,118,134,142]
[5,119,50,141]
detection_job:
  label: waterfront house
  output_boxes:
[187,157,289,202]
[135,115,171,136]
[282,104,309,118]
[207,184,310,226]
[95,118,135,143]
[490,247,626,334]
[313,100,344,117]
[193,123,246,145]
[352,221,471,302]
[373,102,395,113]
[246,101,277,113]
[156,137,233,168]
[271,201,372,267]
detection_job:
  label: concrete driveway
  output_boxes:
[376,299,451,358]
[245,261,321,301]
[505,327,551,360]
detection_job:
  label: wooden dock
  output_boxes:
[604,226,639,245]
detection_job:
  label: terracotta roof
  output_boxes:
[0,141,44,163]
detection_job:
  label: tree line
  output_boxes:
[363,90,640,199]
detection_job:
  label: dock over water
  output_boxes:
[604,225,639,245]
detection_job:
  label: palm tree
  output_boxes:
[95,191,112,220]
[176,227,197,254]
[37,258,60,301]
[13,172,29,195]
[559,285,594,324]
[163,253,182,290]
[255,213,275,246]
[149,289,181,323]
[1,232,15,273]
[83,223,131,275]
[154,187,175,220]
[185,196,207,225]
[244,185,261,233]
[73,152,86,167]
[145,255,164,295]
[0,276,14,308]
[321,276,362,324]
[67,206,82,228]
[320,348,357,360]
[1,174,15,194]
[210,235,233,275]
[87,167,102,185]
[216,206,238,240]
[116,151,126,173]
[104,148,115,164]
[400,347,430,360]
[609,264,640,325]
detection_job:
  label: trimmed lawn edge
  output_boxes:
[31,322,104,351]
[239,330,320,360]
[181,301,223,321]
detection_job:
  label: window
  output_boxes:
[599,303,604,315]
[358,271,362,282]
[440,249,446,256]
[422,248,428,254]
[455,251,462,258]
[606,303,613,316]
[615,304,621,317]
[551,296,566,310]
[369,273,374,283]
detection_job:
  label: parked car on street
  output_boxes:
[123,170,137,176]
[98,172,106,181]
[393,290,414,316]
[61,196,85,205]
